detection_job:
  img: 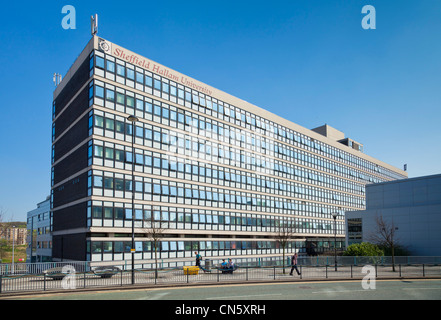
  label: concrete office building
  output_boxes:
[345,174,441,256]
[51,36,407,265]
[26,197,52,262]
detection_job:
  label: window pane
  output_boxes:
[105,147,114,159]
[105,118,114,130]
[106,60,115,73]
[127,69,135,80]
[94,176,102,187]
[116,93,125,105]
[96,56,105,69]
[95,115,104,128]
[92,207,102,218]
[96,86,104,98]
[117,64,125,77]
[106,89,115,102]
[145,76,153,87]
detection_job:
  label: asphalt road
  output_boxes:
[6,279,441,300]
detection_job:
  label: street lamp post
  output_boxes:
[12,226,16,274]
[127,115,138,285]
[331,213,338,271]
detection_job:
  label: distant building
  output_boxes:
[26,196,52,262]
[1,227,27,246]
[345,174,441,256]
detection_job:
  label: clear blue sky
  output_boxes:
[1,0,440,221]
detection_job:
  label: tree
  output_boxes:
[369,215,399,272]
[274,217,296,274]
[343,242,384,257]
[142,211,166,279]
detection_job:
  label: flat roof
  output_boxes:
[367,173,441,188]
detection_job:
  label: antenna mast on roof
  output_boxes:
[53,73,62,87]
[91,14,98,36]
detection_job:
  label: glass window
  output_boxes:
[91,242,102,253]
[153,157,161,168]
[104,207,113,219]
[94,176,102,187]
[92,207,102,218]
[153,184,161,194]
[136,126,143,138]
[154,79,161,90]
[136,99,144,111]
[105,147,114,160]
[136,72,144,84]
[154,105,161,116]
[115,208,124,219]
[96,86,104,98]
[106,89,115,102]
[116,64,125,77]
[135,154,143,165]
[145,129,152,140]
[115,178,124,191]
[103,241,113,253]
[115,121,125,134]
[114,241,124,253]
[96,56,105,69]
[104,177,113,189]
[106,60,115,73]
[145,76,153,87]
[115,150,124,161]
[116,93,125,105]
[127,68,135,80]
[94,145,103,157]
[127,96,134,108]
[105,118,114,131]
[145,102,153,114]
[125,209,132,220]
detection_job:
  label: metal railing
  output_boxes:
[1,256,441,295]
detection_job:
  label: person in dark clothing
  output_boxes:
[289,253,301,276]
[195,251,202,267]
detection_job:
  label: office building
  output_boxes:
[51,36,407,265]
[345,174,441,255]
[26,196,52,262]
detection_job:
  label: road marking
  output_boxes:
[312,289,368,294]
[206,293,282,300]
[137,292,170,300]
[402,288,441,290]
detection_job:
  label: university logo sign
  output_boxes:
[98,38,111,53]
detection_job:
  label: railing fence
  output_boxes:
[1,256,441,295]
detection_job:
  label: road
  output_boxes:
[5,279,441,300]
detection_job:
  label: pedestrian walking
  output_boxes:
[195,251,202,267]
[289,253,301,276]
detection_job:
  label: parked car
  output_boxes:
[93,266,120,278]
[43,267,69,280]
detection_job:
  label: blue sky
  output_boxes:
[0,0,440,221]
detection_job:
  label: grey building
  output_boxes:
[345,174,441,256]
[26,197,52,262]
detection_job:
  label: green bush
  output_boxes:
[343,242,384,257]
